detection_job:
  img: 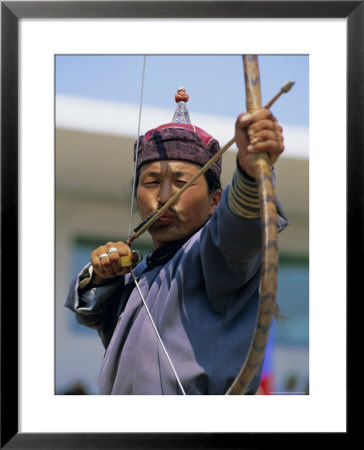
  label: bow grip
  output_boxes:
[243,55,271,167]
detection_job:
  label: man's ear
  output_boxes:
[209,189,222,215]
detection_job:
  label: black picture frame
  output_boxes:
[1,1,358,448]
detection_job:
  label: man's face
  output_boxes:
[137,160,221,249]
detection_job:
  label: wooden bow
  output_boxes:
[225,55,279,395]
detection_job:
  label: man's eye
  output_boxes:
[144,180,159,185]
[175,179,187,185]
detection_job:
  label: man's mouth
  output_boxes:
[156,209,177,225]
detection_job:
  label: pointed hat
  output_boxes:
[134,88,222,179]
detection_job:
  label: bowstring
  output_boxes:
[128,55,146,238]
[130,269,186,395]
[126,56,186,395]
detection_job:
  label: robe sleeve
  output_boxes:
[199,166,288,313]
[64,263,125,346]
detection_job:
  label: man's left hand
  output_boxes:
[235,109,285,178]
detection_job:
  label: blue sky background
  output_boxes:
[55,55,308,127]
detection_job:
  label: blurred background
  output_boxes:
[55,54,309,395]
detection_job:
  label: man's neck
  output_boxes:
[144,235,192,272]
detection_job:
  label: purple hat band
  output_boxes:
[134,123,222,179]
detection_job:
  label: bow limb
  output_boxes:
[225,55,279,395]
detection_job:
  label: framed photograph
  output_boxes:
[2,1,358,447]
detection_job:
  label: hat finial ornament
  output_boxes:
[172,87,191,124]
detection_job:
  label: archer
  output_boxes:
[65,86,287,395]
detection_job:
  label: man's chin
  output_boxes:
[149,224,186,245]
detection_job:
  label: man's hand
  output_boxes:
[90,241,139,284]
[235,109,284,178]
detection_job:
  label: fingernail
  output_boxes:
[240,113,251,123]
[247,145,255,152]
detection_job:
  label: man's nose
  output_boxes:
[158,181,176,205]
